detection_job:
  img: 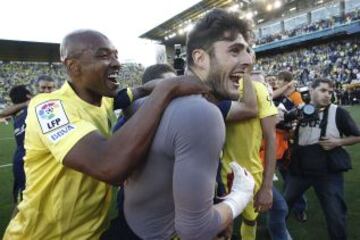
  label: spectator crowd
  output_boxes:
[256,8,360,45]
[0,61,144,105]
[256,38,360,84]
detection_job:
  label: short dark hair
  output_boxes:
[186,8,250,67]
[277,71,293,82]
[37,75,55,84]
[311,78,335,89]
[9,85,31,104]
[142,64,176,84]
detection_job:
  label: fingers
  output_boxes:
[229,161,248,178]
[254,200,272,212]
[229,161,255,193]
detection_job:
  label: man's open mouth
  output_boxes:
[107,72,120,86]
[229,72,244,87]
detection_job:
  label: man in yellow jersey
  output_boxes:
[3,30,207,239]
[222,72,278,240]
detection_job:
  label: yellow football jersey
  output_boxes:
[4,82,116,239]
[222,80,278,175]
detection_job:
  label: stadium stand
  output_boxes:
[255,8,360,45]
[256,38,360,84]
[0,62,144,106]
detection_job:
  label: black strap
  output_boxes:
[319,105,330,139]
[293,104,331,144]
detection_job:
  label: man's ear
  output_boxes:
[192,49,210,70]
[65,59,81,76]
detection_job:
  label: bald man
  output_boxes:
[4,30,207,239]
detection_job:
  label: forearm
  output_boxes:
[340,136,360,147]
[69,85,175,185]
[0,102,28,118]
[131,86,148,101]
[226,101,258,122]
[272,83,291,99]
[103,85,175,184]
[262,135,276,188]
[241,75,258,113]
[214,202,234,229]
[261,117,277,188]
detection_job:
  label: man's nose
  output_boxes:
[110,54,121,69]
[241,51,253,66]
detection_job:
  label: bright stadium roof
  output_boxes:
[140,0,338,47]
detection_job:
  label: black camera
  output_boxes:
[283,104,319,127]
[297,86,311,104]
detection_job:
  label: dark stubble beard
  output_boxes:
[206,60,237,101]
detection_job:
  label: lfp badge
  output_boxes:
[39,101,60,120]
[36,100,69,133]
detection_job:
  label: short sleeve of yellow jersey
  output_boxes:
[254,82,278,119]
[27,97,98,164]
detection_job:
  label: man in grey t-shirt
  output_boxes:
[121,9,257,240]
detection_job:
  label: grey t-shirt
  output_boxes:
[124,95,225,240]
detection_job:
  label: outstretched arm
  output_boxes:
[63,79,208,185]
[0,102,29,118]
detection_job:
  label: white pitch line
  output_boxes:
[0,163,12,168]
[0,137,13,141]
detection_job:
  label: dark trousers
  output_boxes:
[278,159,307,214]
[268,187,291,240]
[284,172,347,240]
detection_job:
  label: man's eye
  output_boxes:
[230,48,240,54]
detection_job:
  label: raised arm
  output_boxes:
[0,102,29,118]
[223,71,258,122]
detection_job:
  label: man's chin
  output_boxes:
[103,89,118,98]
[317,102,330,108]
[220,93,239,101]
[227,91,239,100]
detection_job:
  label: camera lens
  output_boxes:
[303,104,315,116]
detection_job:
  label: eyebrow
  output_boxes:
[95,48,117,54]
[228,42,247,49]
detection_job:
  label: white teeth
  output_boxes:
[108,74,118,78]
[231,73,244,77]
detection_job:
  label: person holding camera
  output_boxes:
[284,78,360,240]
[273,71,308,222]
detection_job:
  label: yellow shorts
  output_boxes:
[241,171,263,221]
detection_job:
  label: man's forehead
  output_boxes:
[224,31,247,43]
[38,80,54,85]
[316,83,333,90]
[214,32,248,49]
[72,33,116,53]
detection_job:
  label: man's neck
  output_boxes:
[185,68,219,104]
[311,101,330,110]
[68,81,102,106]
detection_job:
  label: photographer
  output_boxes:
[284,79,360,240]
